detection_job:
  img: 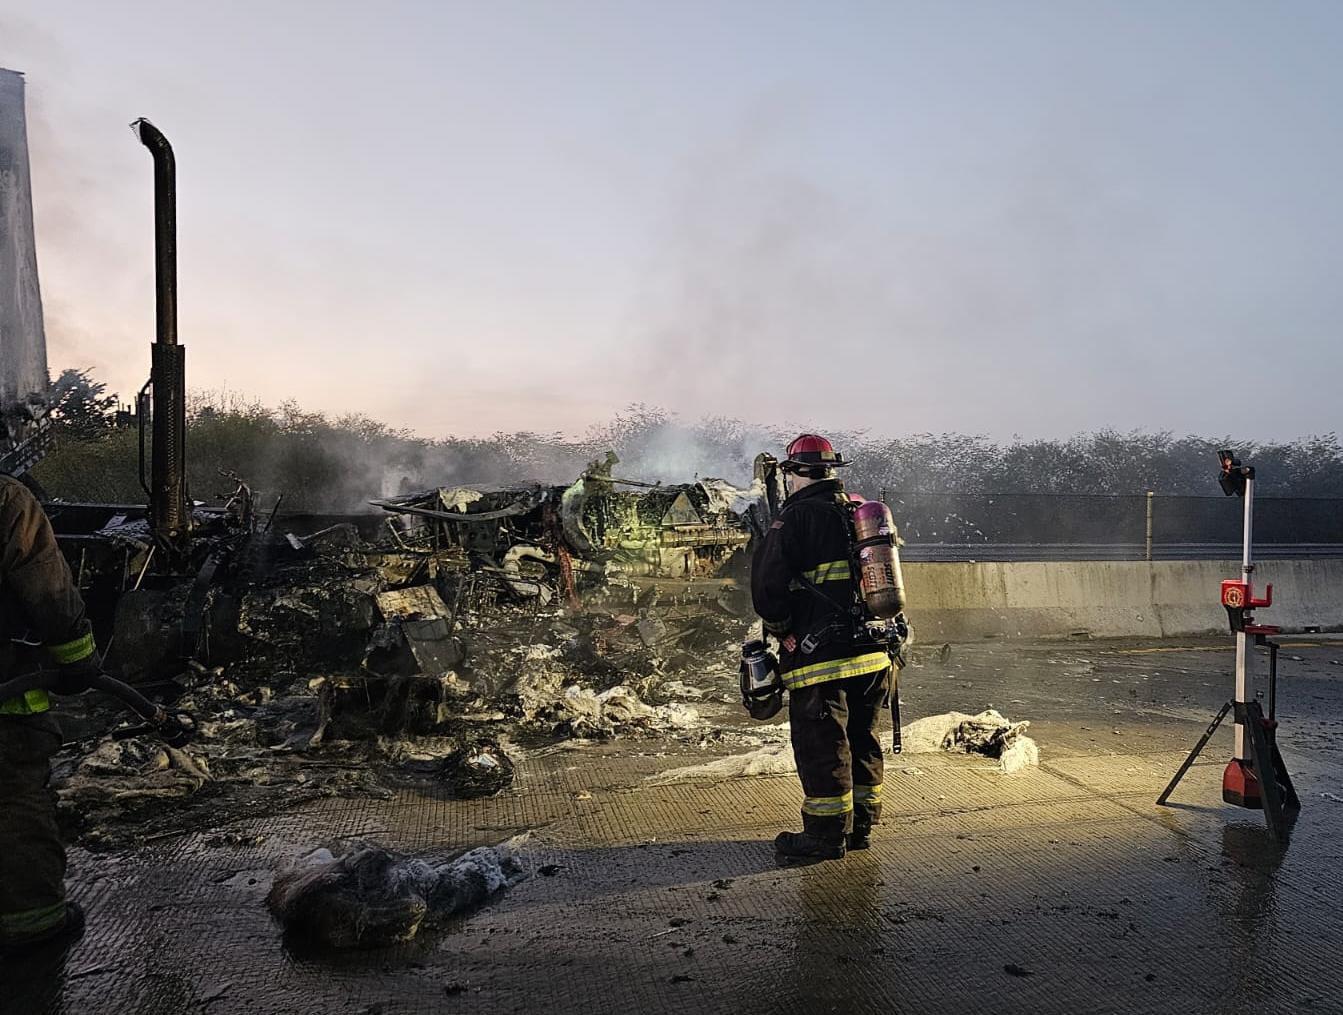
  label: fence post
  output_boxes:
[1145,491,1154,561]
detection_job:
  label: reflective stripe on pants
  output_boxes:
[802,790,853,817]
[853,783,883,806]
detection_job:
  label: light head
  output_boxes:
[1218,449,1253,497]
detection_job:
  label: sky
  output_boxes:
[1,0,1341,442]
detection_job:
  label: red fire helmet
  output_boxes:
[783,434,848,469]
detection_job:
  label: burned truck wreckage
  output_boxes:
[40,455,780,848]
[42,453,780,847]
[371,452,759,592]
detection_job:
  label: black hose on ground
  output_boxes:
[0,669,195,747]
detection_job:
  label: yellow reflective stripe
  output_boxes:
[854,784,883,805]
[0,689,51,715]
[0,900,67,937]
[802,560,850,583]
[802,791,853,816]
[783,651,890,690]
[48,632,95,665]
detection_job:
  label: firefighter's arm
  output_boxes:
[750,513,800,640]
[0,482,97,680]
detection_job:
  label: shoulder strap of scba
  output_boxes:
[832,493,866,609]
[792,494,869,640]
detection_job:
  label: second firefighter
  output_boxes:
[750,434,901,862]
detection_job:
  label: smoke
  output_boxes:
[626,92,1194,441]
[582,407,780,486]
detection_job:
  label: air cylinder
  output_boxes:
[852,500,905,619]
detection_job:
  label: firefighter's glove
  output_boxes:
[51,654,102,696]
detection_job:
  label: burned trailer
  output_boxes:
[372,455,756,600]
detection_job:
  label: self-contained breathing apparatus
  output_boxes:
[778,495,909,653]
[740,478,910,749]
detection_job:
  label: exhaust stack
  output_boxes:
[133,118,189,563]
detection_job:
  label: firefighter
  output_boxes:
[0,474,99,954]
[751,435,893,861]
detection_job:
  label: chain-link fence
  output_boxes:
[881,491,1343,560]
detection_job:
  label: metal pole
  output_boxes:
[133,118,189,565]
[1156,699,1233,805]
[1242,476,1254,576]
[1145,491,1154,561]
[1234,476,1254,760]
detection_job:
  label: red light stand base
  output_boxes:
[1222,758,1262,809]
[1158,699,1300,842]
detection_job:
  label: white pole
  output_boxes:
[0,69,50,413]
[1242,476,1254,576]
[1234,476,1254,760]
[1145,491,1154,562]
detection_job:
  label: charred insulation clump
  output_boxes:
[266,835,531,949]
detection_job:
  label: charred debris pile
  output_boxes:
[51,456,766,846]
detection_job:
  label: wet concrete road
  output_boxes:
[12,636,1343,1014]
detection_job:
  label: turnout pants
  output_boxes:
[0,714,68,945]
[788,667,891,841]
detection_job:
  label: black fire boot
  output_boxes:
[847,822,872,851]
[850,797,881,851]
[774,813,846,863]
[774,830,846,862]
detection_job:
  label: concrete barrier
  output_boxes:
[903,558,1343,641]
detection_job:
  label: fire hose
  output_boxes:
[0,670,196,748]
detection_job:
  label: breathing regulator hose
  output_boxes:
[0,669,196,748]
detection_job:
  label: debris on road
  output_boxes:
[899,709,1039,773]
[267,834,532,948]
[649,708,1041,784]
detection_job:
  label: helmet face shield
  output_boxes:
[745,690,783,721]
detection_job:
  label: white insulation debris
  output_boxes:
[650,709,1038,784]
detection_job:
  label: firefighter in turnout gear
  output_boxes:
[751,435,895,861]
[0,475,99,954]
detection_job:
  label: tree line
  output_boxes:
[30,368,1343,511]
